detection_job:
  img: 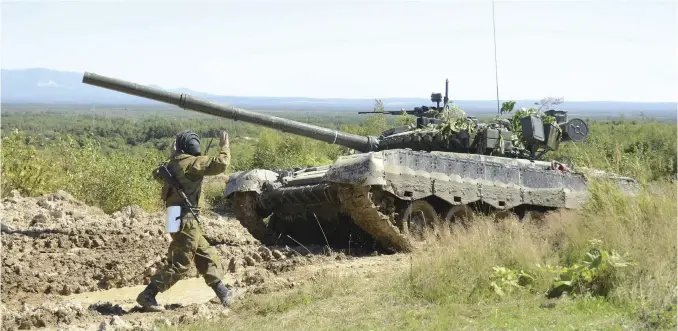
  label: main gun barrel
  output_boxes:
[357,110,405,115]
[82,72,379,152]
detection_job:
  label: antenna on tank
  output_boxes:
[492,0,500,115]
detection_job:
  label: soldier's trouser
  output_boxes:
[149,217,223,292]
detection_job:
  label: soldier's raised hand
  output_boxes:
[219,130,229,147]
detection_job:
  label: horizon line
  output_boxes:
[2,67,677,104]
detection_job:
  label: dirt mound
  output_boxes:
[1,190,384,330]
[1,191,264,306]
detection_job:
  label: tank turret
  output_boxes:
[357,78,589,160]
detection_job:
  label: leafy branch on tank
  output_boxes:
[499,99,560,139]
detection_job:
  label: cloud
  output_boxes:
[37,80,62,87]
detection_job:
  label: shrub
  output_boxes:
[538,239,633,298]
[249,129,344,170]
[1,131,164,213]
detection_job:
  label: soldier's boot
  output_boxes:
[136,283,165,312]
[211,281,233,307]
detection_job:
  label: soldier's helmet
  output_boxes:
[175,130,201,156]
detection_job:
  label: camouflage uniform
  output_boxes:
[149,141,230,290]
[137,131,232,311]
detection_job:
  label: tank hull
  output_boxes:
[225,149,639,252]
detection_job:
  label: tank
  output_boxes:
[81,72,639,253]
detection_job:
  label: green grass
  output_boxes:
[546,120,677,182]
[162,180,676,330]
[168,278,639,331]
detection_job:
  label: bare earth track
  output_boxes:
[1,190,404,330]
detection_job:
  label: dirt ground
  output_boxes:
[1,190,404,331]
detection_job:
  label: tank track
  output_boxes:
[230,184,419,252]
[336,185,416,253]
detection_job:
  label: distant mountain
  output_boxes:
[2,68,676,116]
[0,68,212,105]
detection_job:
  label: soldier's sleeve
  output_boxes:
[186,142,231,176]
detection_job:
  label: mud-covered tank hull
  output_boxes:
[225,149,639,252]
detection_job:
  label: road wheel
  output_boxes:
[397,199,438,241]
[443,204,474,228]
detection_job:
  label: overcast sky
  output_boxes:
[2,0,676,101]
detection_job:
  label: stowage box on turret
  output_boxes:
[82,73,639,252]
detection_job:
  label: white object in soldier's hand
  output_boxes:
[170,141,179,156]
[166,206,181,233]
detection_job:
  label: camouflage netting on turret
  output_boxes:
[377,101,560,159]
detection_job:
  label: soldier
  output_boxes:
[136,129,232,312]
